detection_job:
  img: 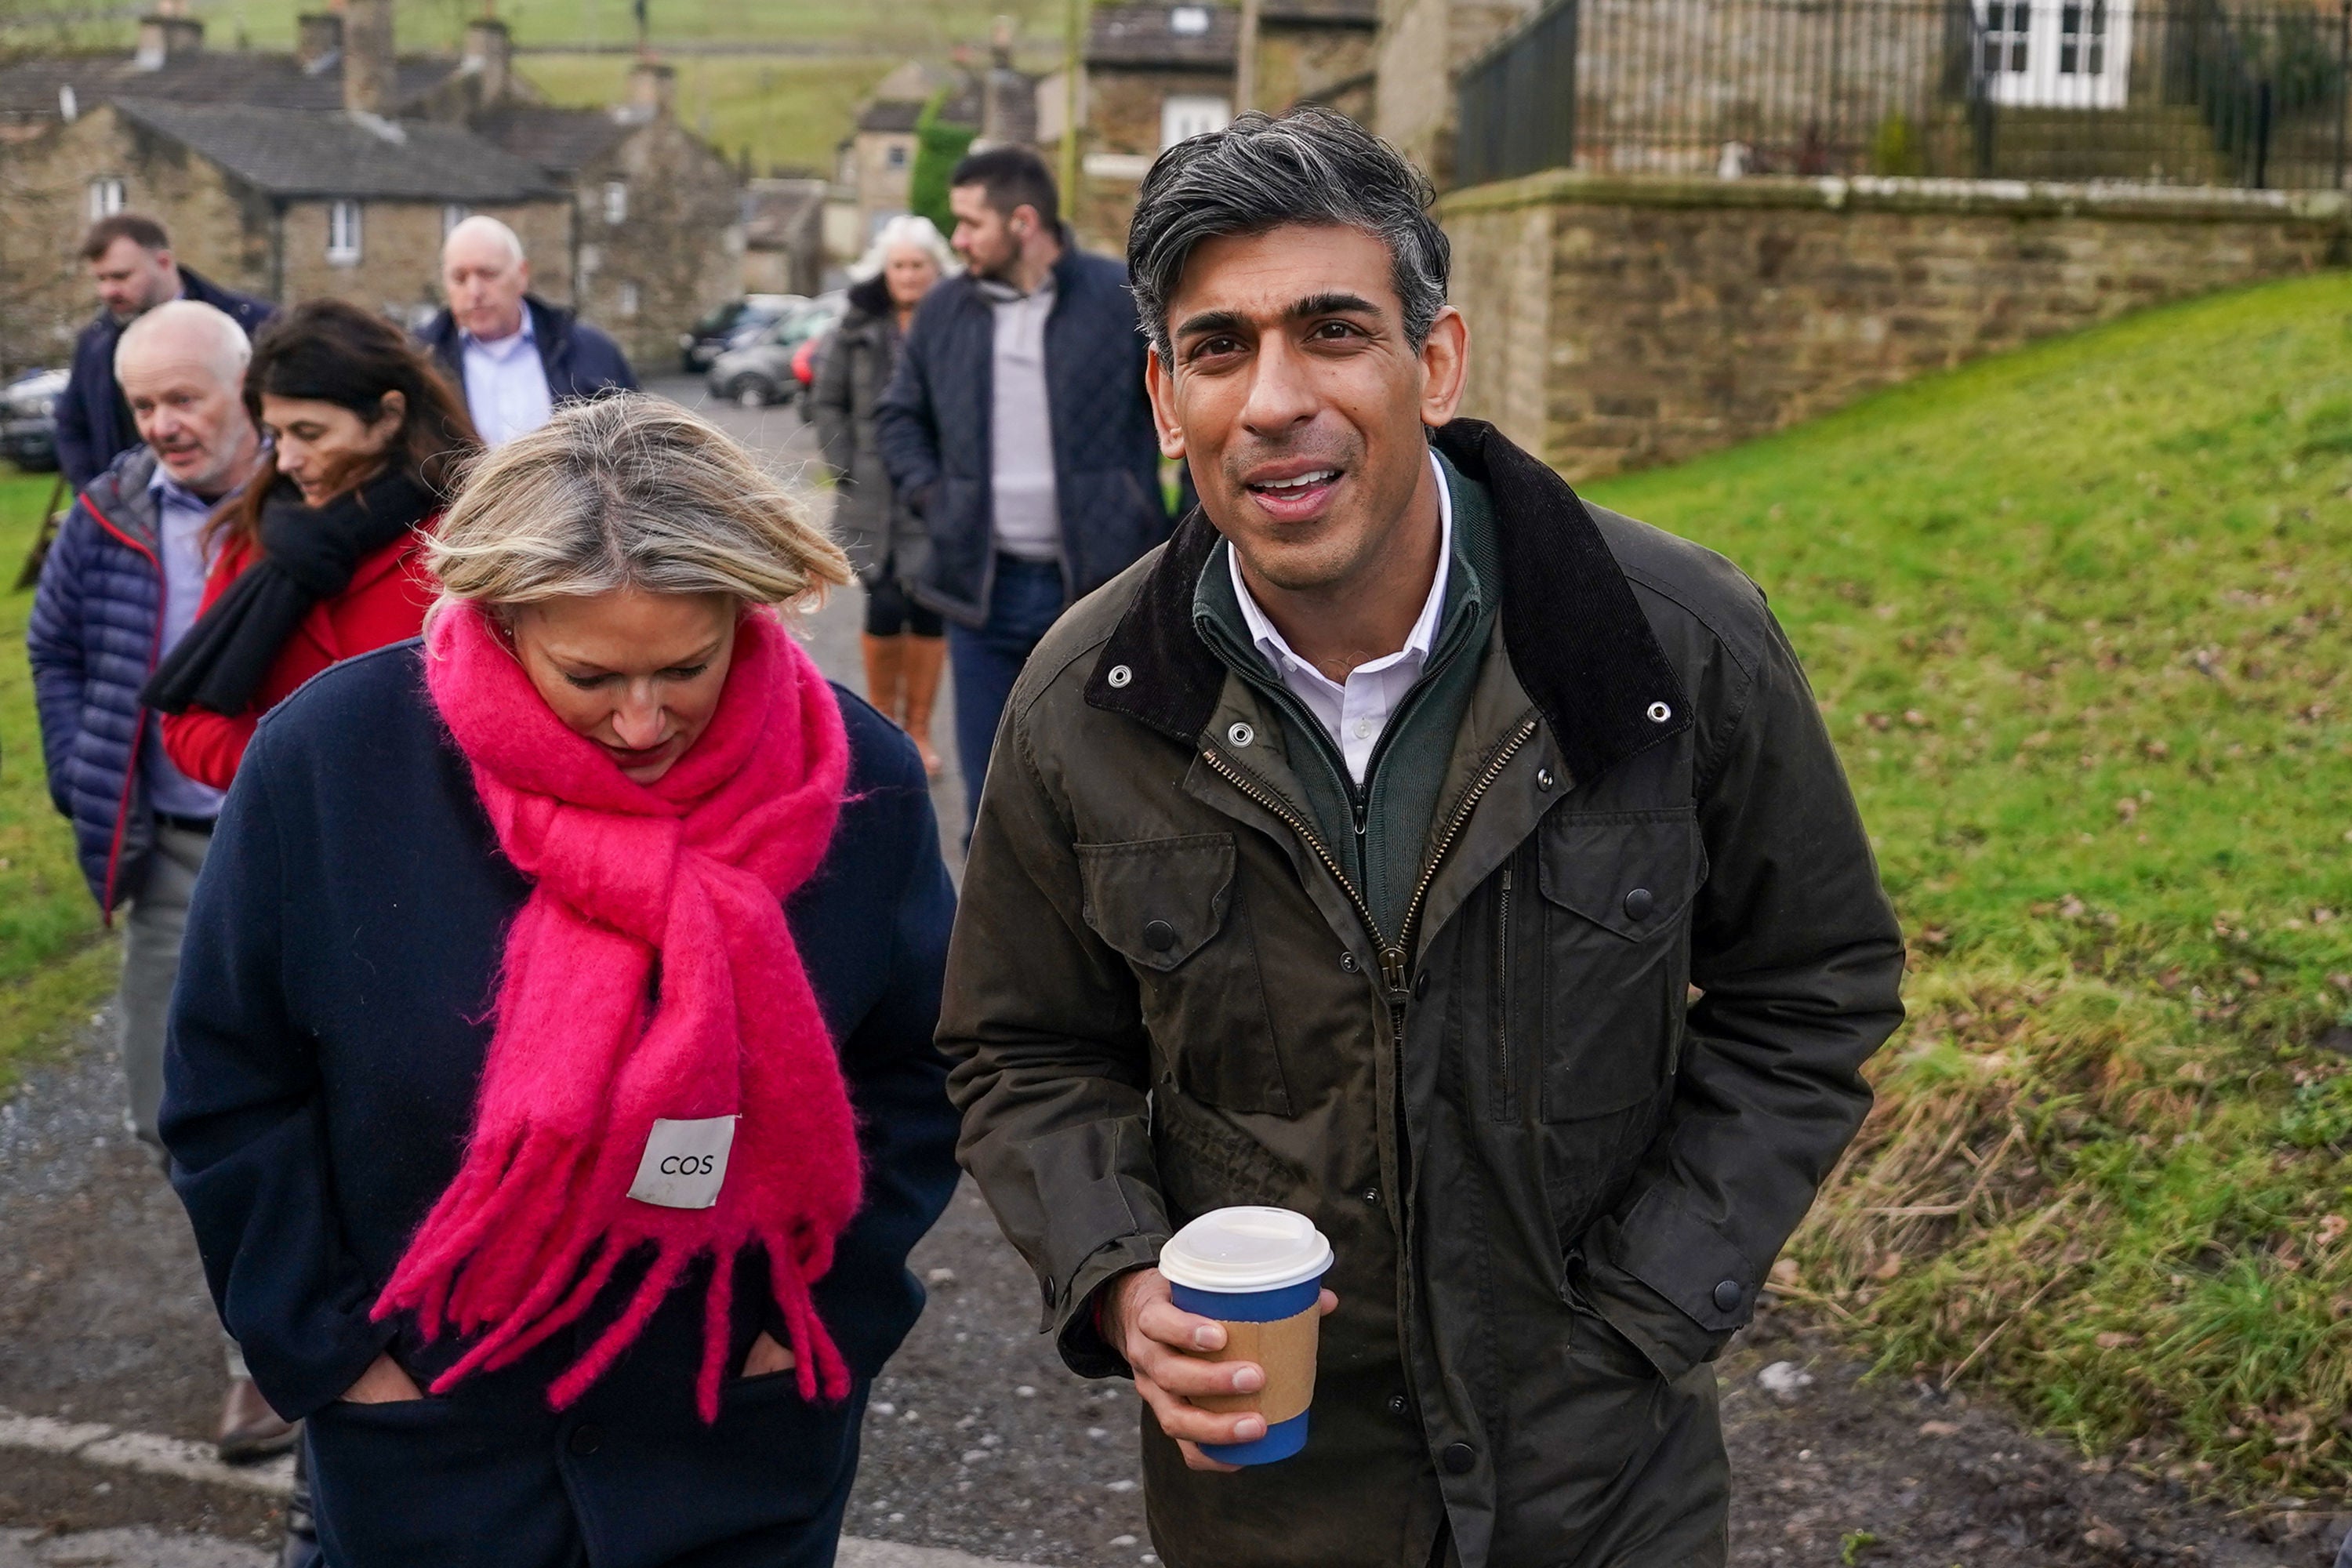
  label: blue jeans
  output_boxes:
[948,555,1066,831]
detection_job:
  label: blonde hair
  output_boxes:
[427,394,851,621]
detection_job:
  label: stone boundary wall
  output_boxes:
[1440,171,2351,480]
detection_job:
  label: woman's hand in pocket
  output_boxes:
[742,1331,798,1379]
[339,1352,426,1404]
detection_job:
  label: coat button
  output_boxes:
[1340,951,1359,973]
[1362,1187,1380,1205]
[1106,663,1133,688]
[1624,887,1654,921]
[1412,971,1430,999]
[568,1424,603,1457]
[1387,1394,1409,1417]
[1143,919,1176,953]
[1441,1441,1475,1475]
[1712,1279,1743,1312]
[1535,767,1555,791]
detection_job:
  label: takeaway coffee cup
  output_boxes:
[1156,1205,1334,1466]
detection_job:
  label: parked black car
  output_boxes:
[2,368,66,472]
[677,295,796,373]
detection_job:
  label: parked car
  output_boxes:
[678,294,797,373]
[1,367,67,472]
[706,292,844,408]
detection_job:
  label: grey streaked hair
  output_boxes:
[1125,106,1450,363]
[114,298,250,384]
[851,213,957,283]
[426,394,850,622]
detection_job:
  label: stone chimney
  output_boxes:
[296,11,343,71]
[628,60,676,121]
[343,0,395,118]
[132,0,204,71]
[464,18,512,105]
[989,13,1015,71]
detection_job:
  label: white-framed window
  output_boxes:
[441,203,470,237]
[884,143,908,170]
[1170,5,1210,35]
[327,199,362,264]
[617,281,641,318]
[1160,93,1232,149]
[87,178,125,221]
[603,180,629,224]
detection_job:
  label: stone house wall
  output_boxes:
[277,198,570,317]
[1374,0,1537,185]
[569,119,742,368]
[1442,170,2350,478]
[1256,20,1377,116]
[853,129,918,245]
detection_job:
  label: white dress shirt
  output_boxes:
[143,464,229,820]
[1229,450,1454,785]
[459,310,555,448]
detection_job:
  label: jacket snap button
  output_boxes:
[1363,1187,1380,1205]
[1441,1441,1475,1475]
[1106,664,1133,688]
[1143,919,1176,953]
[1623,887,1654,921]
[1412,971,1430,999]
[1712,1279,1743,1312]
[1226,721,1254,747]
[1340,951,1359,973]
[1535,767,1555,791]
[568,1424,603,1457]
[1387,1394,1409,1417]
[1646,701,1673,724]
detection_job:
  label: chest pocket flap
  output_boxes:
[1077,834,1236,971]
[1537,811,1703,938]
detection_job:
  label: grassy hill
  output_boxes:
[1585,273,2352,1501]
[516,52,893,174]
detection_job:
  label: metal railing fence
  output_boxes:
[1455,0,2352,191]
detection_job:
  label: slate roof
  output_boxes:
[112,98,560,202]
[1086,3,1241,69]
[855,99,924,135]
[473,104,631,175]
[0,49,459,122]
[1259,0,1377,24]
[743,178,826,249]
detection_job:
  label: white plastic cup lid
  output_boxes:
[1158,1206,1334,1294]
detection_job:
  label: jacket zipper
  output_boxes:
[1496,864,1514,1115]
[80,495,163,924]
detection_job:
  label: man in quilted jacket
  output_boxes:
[875,144,1175,826]
[27,299,288,1464]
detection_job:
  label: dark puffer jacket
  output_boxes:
[55,266,273,490]
[872,238,1171,628]
[27,445,172,910]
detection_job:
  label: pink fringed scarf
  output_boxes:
[375,602,862,1422]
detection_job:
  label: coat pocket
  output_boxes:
[1077,833,1292,1116]
[1533,809,1702,1123]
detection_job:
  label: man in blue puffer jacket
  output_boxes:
[27,300,291,1464]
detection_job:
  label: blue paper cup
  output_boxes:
[1156,1207,1334,1466]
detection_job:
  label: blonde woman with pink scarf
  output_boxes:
[161,396,961,1567]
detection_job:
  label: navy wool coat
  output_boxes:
[416,294,641,421]
[56,266,273,490]
[162,641,960,1568]
[871,238,1172,628]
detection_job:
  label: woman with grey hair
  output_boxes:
[161,395,960,1566]
[814,213,956,775]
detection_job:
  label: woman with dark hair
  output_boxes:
[145,296,477,788]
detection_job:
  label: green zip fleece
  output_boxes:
[1190,452,1499,941]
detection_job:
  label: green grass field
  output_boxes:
[1584,273,2352,1501]
[517,52,895,174]
[0,467,120,1096]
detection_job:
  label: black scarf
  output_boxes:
[143,468,437,717]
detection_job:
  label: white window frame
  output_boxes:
[441,203,470,238]
[603,179,629,224]
[327,199,362,264]
[87,178,125,221]
[1160,93,1232,150]
[617,281,641,318]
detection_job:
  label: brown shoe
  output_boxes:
[217,1375,299,1464]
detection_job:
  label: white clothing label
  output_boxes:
[626,1116,739,1210]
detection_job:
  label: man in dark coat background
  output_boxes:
[939,109,1907,1567]
[53,213,273,491]
[873,146,1172,826]
[414,215,637,447]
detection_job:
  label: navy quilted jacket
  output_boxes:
[873,239,1172,628]
[55,267,274,491]
[27,446,171,911]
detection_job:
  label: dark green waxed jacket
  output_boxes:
[939,420,1907,1568]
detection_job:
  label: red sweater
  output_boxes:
[161,523,439,789]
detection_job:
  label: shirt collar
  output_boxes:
[461,307,536,354]
[1229,447,1455,690]
[147,459,220,516]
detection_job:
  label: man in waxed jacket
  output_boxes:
[938,109,1907,1568]
[873,145,1173,825]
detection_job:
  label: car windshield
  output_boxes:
[692,303,744,335]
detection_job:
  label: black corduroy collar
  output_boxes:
[1083,419,1691,788]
